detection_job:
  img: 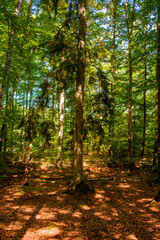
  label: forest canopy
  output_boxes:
[0,0,160,177]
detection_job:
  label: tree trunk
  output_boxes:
[109,0,117,157]
[154,2,160,173]
[125,0,135,157]
[141,38,147,156]
[73,0,86,187]
[56,81,65,168]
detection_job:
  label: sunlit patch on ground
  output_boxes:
[72,211,83,218]
[36,208,57,220]
[22,226,61,239]
[118,183,131,188]
[127,234,138,240]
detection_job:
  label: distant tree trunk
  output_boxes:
[53,81,59,125]
[125,0,135,157]
[141,40,147,156]
[109,0,117,157]
[26,0,33,23]
[154,3,160,173]
[10,74,19,156]
[0,0,22,118]
[56,81,65,168]
[73,0,86,187]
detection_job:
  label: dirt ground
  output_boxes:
[0,157,160,240]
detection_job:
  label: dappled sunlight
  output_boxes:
[118,183,131,188]
[53,221,68,227]
[79,204,91,210]
[0,158,160,240]
[128,203,136,207]
[3,194,15,201]
[36,208,57,220]
[137,198,153,203]
[146,217,159,224]
[155,223,160,228]
[127,234,138,240]
[95,193,104,199]
[4,221,23,231]
[47,190,58,195]
[64,230,82,239]
[94,211,112,220]
[111,207,119,217]
[72,211,83,218]
[22,226,61,240]
[114,233,123,239]
[58,209,71,214]
[149,206,160,212]
[20,206,36,214]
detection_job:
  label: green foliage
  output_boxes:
[0,0,158,167]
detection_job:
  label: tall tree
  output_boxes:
[140,23,148,156]
[125,0,135,157]
[109,0,117,157]
[73,0,86,186]
[154,1,160,173]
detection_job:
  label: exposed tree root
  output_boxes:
[63,180,95,195]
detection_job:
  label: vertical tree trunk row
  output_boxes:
[0,0,22,118]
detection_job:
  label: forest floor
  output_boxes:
[0,156,160,240]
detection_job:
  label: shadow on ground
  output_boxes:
[0,160,160,240]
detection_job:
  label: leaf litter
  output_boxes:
[0,158,160,240]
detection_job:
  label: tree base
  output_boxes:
[74,181,95,195]
[63,181,95,195]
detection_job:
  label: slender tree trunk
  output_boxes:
[109,0,117,157]
[125,0,135,157]
[73,0,86,186]
[26,0,33,23]
[128,40,132,157]
[53,82,59,124]
[154,3,160,173]
[141,41,147,156]
[10,75,19,156]
[56,81,65,168]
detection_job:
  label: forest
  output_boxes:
[0,0,160,239]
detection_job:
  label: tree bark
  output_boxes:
[141,36,147,156]
[56,81,65,168]
[109,0,117,157]
[73,0,86,186]
[154,2,160,172]
[125,0,135,157]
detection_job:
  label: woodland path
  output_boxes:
[0,156,160,240]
